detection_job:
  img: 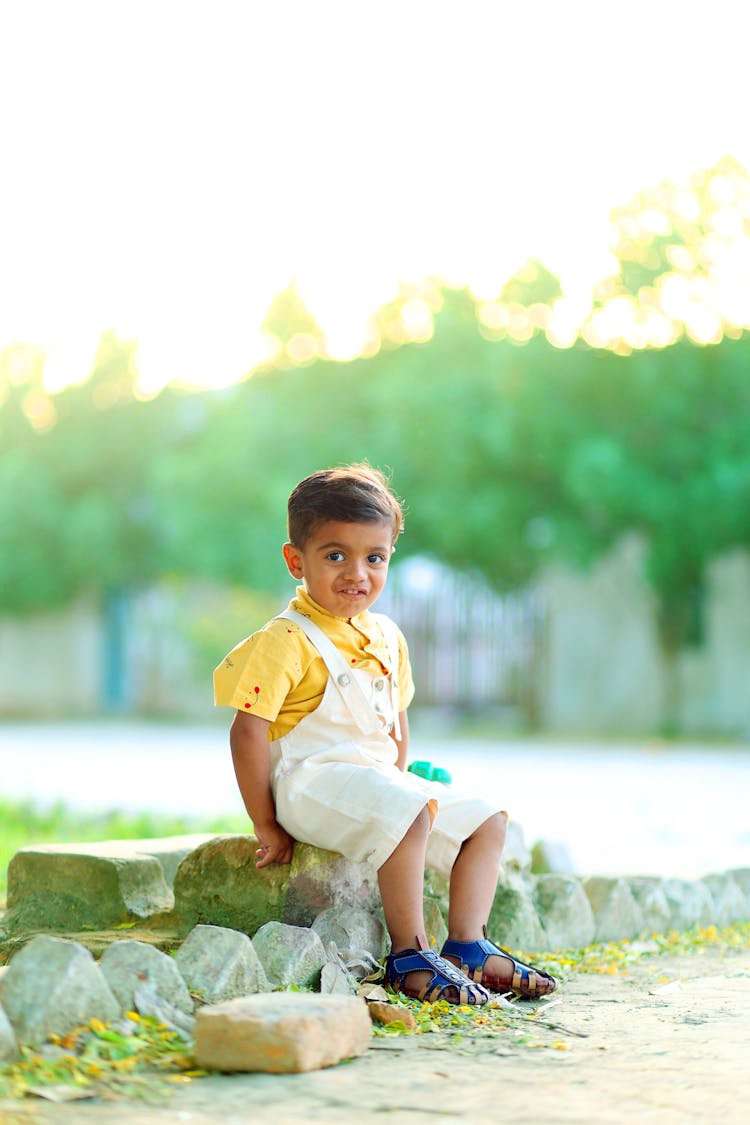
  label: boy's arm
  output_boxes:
[229,710,295,868]
[391,710,410,771]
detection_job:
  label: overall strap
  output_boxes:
[276,609,385,736]
[369,612,402,742]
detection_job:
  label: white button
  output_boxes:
[337,673,351,687]
[374,679,385,691]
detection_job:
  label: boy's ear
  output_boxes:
[282,541,304,579]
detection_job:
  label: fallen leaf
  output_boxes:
[27,1085,98,1103]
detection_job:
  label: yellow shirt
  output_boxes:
[213,587,415,740]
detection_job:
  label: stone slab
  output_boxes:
[488,871,547,950]
[423,896,448,951]
[194,992,371,1072]
[0,935,120,1047]
[99,939,194,1015]
[252,922,327,990]
[628,877,672,935]
[582,876,645,942]
[173,835,289,935]
[0,1001,19,1062]
[108,835,216,885]
[531,838,576,876]
[662,878,714,931]
[311,906,386,964]
[533,874,595,948]
[701,873,748,926]
[175,924,269,1002]
[283,844,382,928]
[5,844,174,933]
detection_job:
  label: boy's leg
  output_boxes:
[379,805,488,1003]
[447,811,506,940]
[377,804,431,953]
[445,812,556,995]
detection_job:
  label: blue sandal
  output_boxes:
[441,927,557,998]
[385,936,490,1006]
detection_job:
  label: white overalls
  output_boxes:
[268,609,501,878]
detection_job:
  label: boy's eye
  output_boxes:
[326,551,345,562]
[368,553,387,564]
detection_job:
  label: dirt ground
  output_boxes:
[4,945,750,1125]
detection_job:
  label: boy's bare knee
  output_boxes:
[477,812,506,850]
[405,804,431,840]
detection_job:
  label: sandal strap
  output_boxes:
[385,946,489,1006]
[440,929,557,996]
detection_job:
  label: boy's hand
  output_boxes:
[254,821,295,868]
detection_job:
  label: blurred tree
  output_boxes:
[3,167,750,731]
[1,339,163,586]
[500,259,563,307]
[261,280,326,366]
[585,155,750,351]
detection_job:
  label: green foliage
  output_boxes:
[0,1013,201,1103]
[3,237,750,686]
[500,258,563,306]
[0,800,248,899]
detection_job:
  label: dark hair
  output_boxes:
[287,463,404,547]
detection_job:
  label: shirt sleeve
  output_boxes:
[213,621,305,720]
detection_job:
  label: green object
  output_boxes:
[407,760,452,785]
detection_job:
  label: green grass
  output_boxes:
[0,799,248,902]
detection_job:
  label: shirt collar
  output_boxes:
[291,585,373,632]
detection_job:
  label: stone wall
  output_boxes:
[535,540,750,737]
[1,831,748,1064]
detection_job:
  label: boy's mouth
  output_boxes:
[339,588,367,597]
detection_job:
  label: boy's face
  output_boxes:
[282,519,394,618]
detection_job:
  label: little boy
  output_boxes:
[214,464,556,1005]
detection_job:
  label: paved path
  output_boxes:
[8,946,750,1125]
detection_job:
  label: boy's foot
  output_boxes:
[441,929,557,998]
[385,936,490,1006]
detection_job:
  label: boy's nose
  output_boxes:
[344,558,367,581]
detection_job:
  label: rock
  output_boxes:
[533,875,595,948]
[423,896,448,951]
[530,839,576,876]
[311,906,386,965]
[662,879,714,931]
[487,871,547,951]
[423,869,450,920]
[701,873,749,926]
[0,935,120,1047]
[252,922,327,989]
[628,878,673,935]
[728,868,750,911]
[283,844,381,928]
[99,940,194,1015]
[367,1001,417,1029]
[194,992,371,1073]
[132,977,196,1041]
[4,843,174,933]
[175,925,269,1003]
[503,821,532,875]
[108,835,216,886]
[173,835,289,935]
[582,877,645,942]
[0,1002,19,1062]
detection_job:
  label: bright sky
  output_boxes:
[2,0,749,393]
